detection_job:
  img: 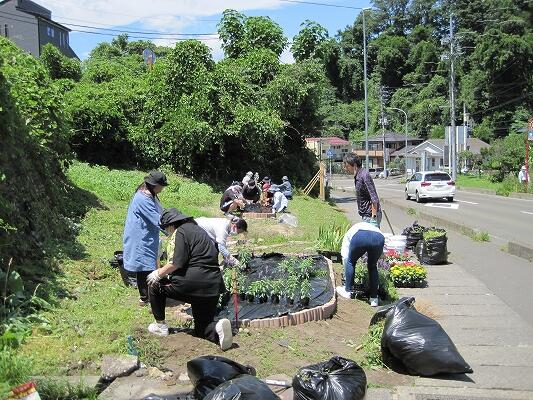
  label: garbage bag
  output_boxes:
[369,297,415,326]
[402,222,425,250]
[415,236,448,265]
[109,251,137,288]
[381,297,472,376]
[292,356,366,400]
[204,375,279,400]
[187,356,256,399]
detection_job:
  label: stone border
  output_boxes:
[239,257,337,328]
[241,211,276,219]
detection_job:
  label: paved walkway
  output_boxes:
[332,190,533,400]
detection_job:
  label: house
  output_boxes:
[305,137,352,162]
[390,138,490,173]
[352,131,423,168]
[0,0,77,58]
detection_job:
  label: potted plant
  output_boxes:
[390,262,427,288]
[300,279,312,306]
[285,276,299,305]
[270,279,284,304]
[316,224,347,262]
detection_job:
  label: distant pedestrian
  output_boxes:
[343,153,381,227]
[242,180,261,203]
[337,221,385,307]
[518,165,528,185]
[123,171,168,306]
[242,171,253,186]
[220,185,245,216]
[268,185,289,213]
[279,176,293,199]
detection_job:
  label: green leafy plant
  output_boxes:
[316,224,348,252]
[354,261,397,301]
[360,320,386,368]
[423,228,446,240]
[472,231,490,242]
[300,279,312,300]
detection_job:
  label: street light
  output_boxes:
[387,107,409,179]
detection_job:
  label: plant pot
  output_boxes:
[246,294,255,302]
[239,293,246,301]
[300,297,310,307]
[259,295,268,304]
[271,294,280,304]
[317,249,342,262]
[286,297,294,305]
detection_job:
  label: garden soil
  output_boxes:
[145,266,415,389]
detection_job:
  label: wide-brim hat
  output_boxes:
[160,208,190,228]
[263,176,270,182]
[282,176,288,181]
[145,170,168,186]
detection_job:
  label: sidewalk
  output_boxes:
[331,191,533,400]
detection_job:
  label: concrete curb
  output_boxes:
[456,186,497,195]
[509,191,533,200]
[379,197,533,262]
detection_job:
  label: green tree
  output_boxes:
[40,44,81,81]
[292,20,329,61]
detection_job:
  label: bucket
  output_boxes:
[385,235,407,253]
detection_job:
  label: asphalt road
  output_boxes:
[331,175,533,248]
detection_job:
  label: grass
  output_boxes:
[472,231,490,242]
[406,207,417,216]
[19,162,351,376]
[456,174,500,191]
[359,320,386,369]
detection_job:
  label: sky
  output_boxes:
[34,0,372,62]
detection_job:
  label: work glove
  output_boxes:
[369,218,380,228]
[225,255,239,267]
[146,270,161,286]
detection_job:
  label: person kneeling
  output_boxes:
[146,208,233,351]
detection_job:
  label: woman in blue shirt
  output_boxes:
[123,171,168,306]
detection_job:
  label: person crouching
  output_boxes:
[146,208,233,351]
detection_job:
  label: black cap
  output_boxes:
[263,176,270,182]
[248,180,256,187]
[160,208,190,228]
[144,171,168,186]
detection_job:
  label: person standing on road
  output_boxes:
[518,165,528,185]
[146,208,233,350]
[123,171,168,306]
[337,221,385,306]
[343,153,381,227]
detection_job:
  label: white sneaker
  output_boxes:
[215,318,233,351]
[369,297,379,307]
[336,286,352,299]
[148,322,169,337]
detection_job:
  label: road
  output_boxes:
[331,175,533,247]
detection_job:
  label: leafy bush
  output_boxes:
[422,228,446,240]
[354,262,397,301]
[360,320,386,368]
[317,224,348,251]
[40,44,81,81]
[390,262,427,287]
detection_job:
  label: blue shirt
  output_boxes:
[122,191,163,272]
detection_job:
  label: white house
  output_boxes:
[305,137,352,162]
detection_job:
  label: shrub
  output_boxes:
[422,228,446,240]
[317,224,348,252]
[390,262,427,287]
[354,262,397,301]
[360,320,385,368]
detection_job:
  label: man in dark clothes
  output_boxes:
[343,153,382,227]
[219,184,245,215]
[145,208,233,351]
[242,180,261,203]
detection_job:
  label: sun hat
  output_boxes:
[521,165,526,170]
[144,171,168,186]
[263,176,271,182]
[246,171,253,176]
[282,176,289,181]
[160,208,191,228]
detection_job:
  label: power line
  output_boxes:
[278,0,368,10]
[0,10,217,37]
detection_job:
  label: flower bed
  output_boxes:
[389,261,427,288]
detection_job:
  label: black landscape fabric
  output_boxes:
[215,254,334,321]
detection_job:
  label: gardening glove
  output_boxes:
[146,270,161,286]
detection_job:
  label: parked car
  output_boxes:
[368,167,384,179]
[379,168,401,178]
[405,171,455,203]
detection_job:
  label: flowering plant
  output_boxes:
[390,263,427,287]
[384,249,410,264]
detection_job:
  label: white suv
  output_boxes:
[405,171,456,203]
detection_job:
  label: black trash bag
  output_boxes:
[381,297,473,376]
[369,297,415,326]
[292,356,366,400]
[109,251,138,287]
[402,222,425,250]
[415,235,448,265]
[187,356,256,400]
[204,375,279,400]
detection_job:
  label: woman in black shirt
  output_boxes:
[146,208,233,351]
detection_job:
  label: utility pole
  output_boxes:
[449,15,457,181]
[379,86,387,178]
[362,8,370,169]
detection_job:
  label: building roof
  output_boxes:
[397,137,491,158]
[365,131,422,143]
[16,0,50,19]
[305,137,351,146]
[389,145,417,157]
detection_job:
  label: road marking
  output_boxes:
[425,203,460,210]
[521,211,533,215]
[455,199,479,205]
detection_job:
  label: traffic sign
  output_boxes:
[326,149,334,158]
[143,48,156,66]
